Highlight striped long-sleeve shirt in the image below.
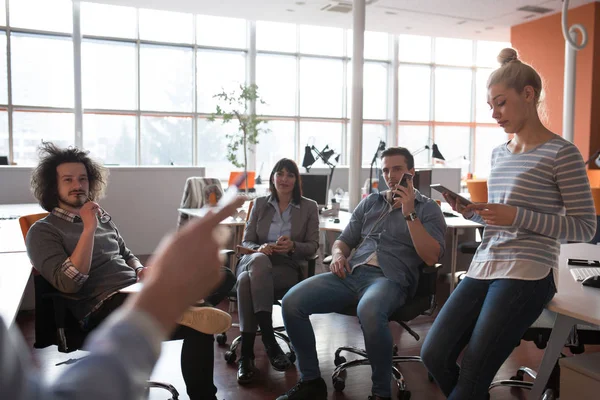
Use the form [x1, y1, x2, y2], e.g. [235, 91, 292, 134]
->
[467, 135, 597, 281]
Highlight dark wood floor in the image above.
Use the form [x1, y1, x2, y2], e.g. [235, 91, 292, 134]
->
[15, 277, 599, 400]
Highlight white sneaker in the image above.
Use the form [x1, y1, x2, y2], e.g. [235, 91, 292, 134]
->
[178, 306, 232, 335]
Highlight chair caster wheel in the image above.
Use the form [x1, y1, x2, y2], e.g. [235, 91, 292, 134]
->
[333, 377, 345, 392]
[428, 373, 434, 382]
[397, 390, 411, 400]
[224, 351, 236, 364]
[287, 351, 296, 363]
[334, 356, 346, 366]
[216, 333, 227, 346]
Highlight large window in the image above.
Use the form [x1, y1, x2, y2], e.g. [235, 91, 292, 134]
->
[257, 21, 296, 53]
[140, 45, 194, 112]
[256, 55, 296, 116]
[80, 2, 137, 39]
[474, 127, 509, 178]
[12, 112, 74, 165]
[255, 120, 296, 173]
[83, 114, 136, 165]
[0, 0, 509, 179]
[141, 116, 193, 165]
[434, 68, 472, 122]
[10, 0, 72, 33]
[348, 62, 388, 120]
[299, 58, 344, 118]
[139, 9, 194, 44]
[82, 40, 136, 110]
[398, 65, 430, 121]
[11, 33, 74, 108]
[197, 50, 246, 114]
[197, 15, 246, 49]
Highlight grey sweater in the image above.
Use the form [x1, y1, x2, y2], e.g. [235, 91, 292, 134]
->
[26, 212, 138, 321]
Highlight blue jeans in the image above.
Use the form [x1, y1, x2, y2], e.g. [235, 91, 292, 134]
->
[281, 266, 408, 397]
[421, 272, 556, 400]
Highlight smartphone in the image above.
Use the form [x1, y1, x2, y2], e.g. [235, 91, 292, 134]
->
[430, 184, 473, 206]
[399, 173, 413, 188]
[568, 258, 600, 267]
[218, 171, 247, 206]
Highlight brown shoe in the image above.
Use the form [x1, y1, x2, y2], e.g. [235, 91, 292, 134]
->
[178, 306, 232, 335]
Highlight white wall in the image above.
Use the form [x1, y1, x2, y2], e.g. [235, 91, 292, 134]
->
[0, 166, 205, 255]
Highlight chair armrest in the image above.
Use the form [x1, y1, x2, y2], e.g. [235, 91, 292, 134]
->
[422, 263, 442, 275]
[306, 254, 319, 277]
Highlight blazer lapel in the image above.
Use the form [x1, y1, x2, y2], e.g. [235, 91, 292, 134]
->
[257, 199, 275, 243]
[290, 204, 303, 241]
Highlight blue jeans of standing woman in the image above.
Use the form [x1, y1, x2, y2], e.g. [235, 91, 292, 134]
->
[421, 272, 556, 400]
[281, 265, 409, 398]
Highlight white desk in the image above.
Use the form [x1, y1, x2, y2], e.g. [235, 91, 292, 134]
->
[445, 216, 483, 292]
[0, 203, 44, 254]
[0, 203, 44, 219]
[529, 243, 600, 399]
[0, 252, 32, 326]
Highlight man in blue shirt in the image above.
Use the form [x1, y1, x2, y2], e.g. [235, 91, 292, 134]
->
[276, 147, 447, 400]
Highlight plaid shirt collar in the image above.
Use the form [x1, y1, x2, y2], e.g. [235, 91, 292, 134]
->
[51, 207, 82, 223]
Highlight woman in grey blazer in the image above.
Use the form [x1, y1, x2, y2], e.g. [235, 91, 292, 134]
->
[236, 158, 319, 384]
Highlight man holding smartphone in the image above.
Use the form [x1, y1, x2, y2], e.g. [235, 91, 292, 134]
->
[276, 147, 447, 400]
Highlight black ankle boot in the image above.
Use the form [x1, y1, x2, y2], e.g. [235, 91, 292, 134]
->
[276, 377, 328, 400]
[237, 356, 258, 385]
[265, 343, 292, 371]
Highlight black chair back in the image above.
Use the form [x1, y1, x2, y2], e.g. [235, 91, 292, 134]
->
[33, 274, 87, 352]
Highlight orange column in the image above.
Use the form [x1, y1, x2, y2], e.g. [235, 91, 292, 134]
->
[511, 2, 600, 169]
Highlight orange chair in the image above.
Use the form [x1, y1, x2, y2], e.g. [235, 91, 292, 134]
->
[588, 169, 600, 188]
[592, 188, 600, 216]
[19, 212, 49, 242]
[466, 179, 488, 203]
[229, 171, 256, 191]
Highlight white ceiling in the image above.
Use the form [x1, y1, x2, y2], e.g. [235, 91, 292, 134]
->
[91, 0, 597, 41]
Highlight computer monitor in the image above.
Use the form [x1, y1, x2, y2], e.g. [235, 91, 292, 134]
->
[0, 156, 8, 165]
[378, 169, 432, 198]
[300, 173, 329, 208]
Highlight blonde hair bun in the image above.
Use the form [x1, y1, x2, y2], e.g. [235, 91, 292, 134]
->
[497, 48, 519, 66]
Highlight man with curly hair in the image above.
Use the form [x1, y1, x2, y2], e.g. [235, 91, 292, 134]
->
[25, 142, 234, 400]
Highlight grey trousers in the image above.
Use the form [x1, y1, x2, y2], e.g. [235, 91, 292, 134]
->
[236, 253, 300, 332]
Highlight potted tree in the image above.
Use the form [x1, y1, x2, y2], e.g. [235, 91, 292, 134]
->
[208, 83, 269, 192]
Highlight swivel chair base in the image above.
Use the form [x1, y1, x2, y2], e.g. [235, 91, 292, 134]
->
[146, 381, 180, 399]
[220, 322, 296, 365]
[331, 345, 433, 400]
[489, 366, 556, 400]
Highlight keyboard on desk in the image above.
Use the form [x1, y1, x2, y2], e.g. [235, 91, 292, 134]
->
[570, 267, 600, 282]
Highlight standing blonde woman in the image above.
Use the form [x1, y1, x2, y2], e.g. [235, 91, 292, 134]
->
[421, 48, 597, 399]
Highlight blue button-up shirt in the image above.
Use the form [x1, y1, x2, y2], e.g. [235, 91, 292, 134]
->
[338, 191, 447, 296]
[267, 197, 299, 243]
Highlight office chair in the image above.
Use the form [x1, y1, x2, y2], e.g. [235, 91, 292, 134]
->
[217, 201, 319, 365]
[329, 263, 441, 400]
[20, 213, 180, 400]
[177, 176, 224, 229]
